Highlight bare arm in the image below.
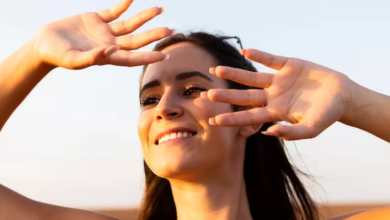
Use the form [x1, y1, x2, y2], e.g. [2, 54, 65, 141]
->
[0, 0, 170, 219]
[0, 0, 169, 132]
[0, 40, 54, 132]
[341, 80, 390, 143]
[204, 50, 390, 142]
[329, 207, 390, 220]
[0, 184, 119, 220]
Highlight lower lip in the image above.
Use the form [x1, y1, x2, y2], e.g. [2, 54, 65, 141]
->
[157, 135, 196, 146]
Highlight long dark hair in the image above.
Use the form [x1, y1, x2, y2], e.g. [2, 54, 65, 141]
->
[138, 32, 318, 220]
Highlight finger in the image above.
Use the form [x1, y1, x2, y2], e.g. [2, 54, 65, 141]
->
[98, 0, 133, 23]
[210, 66, 273, 88]
[61, 45, 116, 70]
[241, 49, 289, 71]
[202, 89, 267, 106]
[116, 27, 173, 50]
[262, 123, 322, 141]
[209, 107, 273, 127]
[103, 45, 120, 57]
[110, 6, 163, 36]
[102, 50, 168, 67]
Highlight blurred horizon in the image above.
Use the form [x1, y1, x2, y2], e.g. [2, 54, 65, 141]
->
[96, 204, 390, 220]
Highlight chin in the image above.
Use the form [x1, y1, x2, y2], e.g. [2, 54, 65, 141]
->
[147, 151, 213, 179]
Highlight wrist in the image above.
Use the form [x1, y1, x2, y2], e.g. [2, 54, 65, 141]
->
[26, 37, 56, 74]
[340, 79, 370, 126]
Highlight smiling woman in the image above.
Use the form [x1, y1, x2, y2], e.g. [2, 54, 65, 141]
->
[2, 0, 390, 220]
[136, 33, 318, 220]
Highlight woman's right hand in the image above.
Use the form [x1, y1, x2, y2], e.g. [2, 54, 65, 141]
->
[32, 0, 172, 70]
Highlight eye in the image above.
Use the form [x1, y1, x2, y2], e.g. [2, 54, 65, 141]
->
[183, 85, 207, 96]
[140, 96, 160, 106]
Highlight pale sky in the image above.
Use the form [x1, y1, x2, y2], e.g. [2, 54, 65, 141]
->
[0, 0, 390, 209]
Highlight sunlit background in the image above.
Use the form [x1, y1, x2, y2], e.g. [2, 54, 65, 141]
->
[1, 0, 390, 219]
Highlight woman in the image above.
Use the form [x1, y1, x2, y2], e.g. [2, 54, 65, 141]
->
[0, 0, 389, 219]
[137, 32, 318, 220]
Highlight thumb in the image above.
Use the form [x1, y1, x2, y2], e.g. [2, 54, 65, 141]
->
[262, 122, 320, 141]
[62, 45, 119, 70]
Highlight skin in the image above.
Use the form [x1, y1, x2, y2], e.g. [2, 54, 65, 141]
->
[0, 0, 170, 219]
[138, 42, 259, 220]
[0, 0, 390, 219]
[203, 50, 390, 143]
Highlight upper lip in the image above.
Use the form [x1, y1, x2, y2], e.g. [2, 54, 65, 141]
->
[154, 127, 197, 145]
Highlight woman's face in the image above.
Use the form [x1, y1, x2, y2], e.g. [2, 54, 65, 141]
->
[138, 43, 245, 179]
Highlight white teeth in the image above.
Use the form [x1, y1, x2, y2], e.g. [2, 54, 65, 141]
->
[158, 132, 195, 145]
[161, 136, 167, 142]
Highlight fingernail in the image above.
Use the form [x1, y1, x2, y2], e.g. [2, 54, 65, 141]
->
[262, 131, 278, 136]
[209, 118, 216, 125]
[209, 67, 216, 74]
[159, 7, 165, 14]
[170, 29, 177, 36]
[163, 54, 170, 61]
[200, 91, 208, 99]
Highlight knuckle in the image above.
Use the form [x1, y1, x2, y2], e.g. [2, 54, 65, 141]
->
[307, 130, 318, 139]
[106, 7, 115, 17]
[124, 19, 132, 31]
[88, 55, 98, 66]
[249, 72, 256, 85]
[249, 111, 256, 125]
[267, 55, 276, 67]
[244, 90, 251, 103]
[289, 58, 303, 66]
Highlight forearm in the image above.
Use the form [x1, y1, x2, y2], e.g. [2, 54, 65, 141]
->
[0, 184, 45, 220]
[341, 80, 390, 143]
[0, 184, 119, 220]
[0, 39, 55, 132]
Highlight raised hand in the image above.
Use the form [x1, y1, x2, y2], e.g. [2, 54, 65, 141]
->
[31, 0, 172, 70]
[202, 49, 353, 141]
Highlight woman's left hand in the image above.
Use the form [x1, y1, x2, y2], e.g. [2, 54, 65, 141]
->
[201, 49, 354, 141]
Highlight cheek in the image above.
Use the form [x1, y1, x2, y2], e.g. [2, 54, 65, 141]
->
[194, 97, 236, 144]
[193, 97, 232, 117]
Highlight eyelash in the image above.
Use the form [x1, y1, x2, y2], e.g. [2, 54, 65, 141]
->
[140, 85, 207, 106]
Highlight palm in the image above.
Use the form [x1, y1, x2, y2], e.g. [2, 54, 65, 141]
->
[36, 13, 115, 68]
[207, 49, 352, 140]
[32, 0, 171, 70]
[272, 61, 348, 131]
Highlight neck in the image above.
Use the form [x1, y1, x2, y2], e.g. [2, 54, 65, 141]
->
[168, 154, 253, 220]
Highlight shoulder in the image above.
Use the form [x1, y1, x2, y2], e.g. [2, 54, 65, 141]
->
[328, 207, 390, 220]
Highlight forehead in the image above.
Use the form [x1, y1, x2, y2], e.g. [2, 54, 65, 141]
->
[142, 43, 218, 86]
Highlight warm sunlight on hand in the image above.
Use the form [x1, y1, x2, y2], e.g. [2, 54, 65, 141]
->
[31, 0, 172, 70]
[202, 49, 354, 141]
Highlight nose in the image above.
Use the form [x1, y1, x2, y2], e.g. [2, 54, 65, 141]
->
[154, 91, 183, 121]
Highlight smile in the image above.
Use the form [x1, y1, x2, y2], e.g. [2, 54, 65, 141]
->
[154, 127, 198, 145]
[157, 132, 197, 145]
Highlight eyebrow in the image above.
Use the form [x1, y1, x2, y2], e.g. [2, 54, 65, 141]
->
[139, 71, 213, 98]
